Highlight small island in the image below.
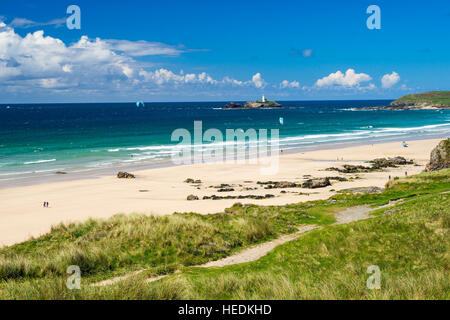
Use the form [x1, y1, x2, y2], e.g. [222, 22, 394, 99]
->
[361, 91, 450, 110]
[224, 95, 283, 109]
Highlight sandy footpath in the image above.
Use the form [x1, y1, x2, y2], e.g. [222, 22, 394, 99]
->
[0, 139, 439, 247]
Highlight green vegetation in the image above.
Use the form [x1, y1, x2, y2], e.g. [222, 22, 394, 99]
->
[0, 169, 449, 299]
[391, 91, 450, 107]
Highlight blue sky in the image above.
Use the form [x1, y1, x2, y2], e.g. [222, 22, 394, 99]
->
[0, 0, 449, 102]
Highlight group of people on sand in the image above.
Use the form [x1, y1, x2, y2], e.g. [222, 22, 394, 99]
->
[43, 201, 49, 208]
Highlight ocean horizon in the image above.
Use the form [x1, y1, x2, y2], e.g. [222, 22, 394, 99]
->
[1, 99, 449, 184]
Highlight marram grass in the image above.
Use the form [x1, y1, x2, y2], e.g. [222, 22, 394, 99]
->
[0, 169, 449, 299]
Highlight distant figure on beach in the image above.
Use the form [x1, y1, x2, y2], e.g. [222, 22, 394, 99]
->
[405, 171, 408, 176]
[388, 175, 391, 180]
[402, 141, 408, 148]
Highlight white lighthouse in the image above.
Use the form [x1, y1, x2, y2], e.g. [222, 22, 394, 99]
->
[261, 94, 266, 102]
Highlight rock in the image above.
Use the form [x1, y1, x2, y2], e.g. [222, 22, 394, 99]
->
[242, 101, 283, 109]
[187, 194, 199, 200]
[224, 100, 283, 109]
[202, 194, 275, 200]
[326, 176, 348, 182]
[370, 156, 413, 169]
[117, 171, 135, 179]
[326, 157, 413, 173]
[217, 188, 235, 192]
[257, 181, 299, 188]
[224, 102, 242, 109]
[326, 164, 371, 173]
[426, 139, 450, 171]
[184, 178, 202, 183]
[302, 178, 331, 189]
[55, 171, 67, 174]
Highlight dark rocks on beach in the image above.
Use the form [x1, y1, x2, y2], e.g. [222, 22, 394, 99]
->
[212, 183, 233, 188]
[326, 164, 372, 173]
[117, 171, 135, 179]
[426, 139, 450, 171]
[326, 176, 348, 182]
[184, 178, 202, 184]
[302, 178, 331, 189]
[369, 156, 413, 169]
[55, 171, 67, 174]
[187, 194, 199, 200]
[257, 181, 299, 189]
[203, 194, 275, 200]
[217, 188, 235, 192]
[326, 157, 414, 173]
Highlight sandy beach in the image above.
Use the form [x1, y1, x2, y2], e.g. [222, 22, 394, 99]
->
[0, 138, 440, 247]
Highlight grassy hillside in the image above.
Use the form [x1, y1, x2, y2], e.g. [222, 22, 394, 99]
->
[391, 91, 450, 107]
[0, 169, 449, 299]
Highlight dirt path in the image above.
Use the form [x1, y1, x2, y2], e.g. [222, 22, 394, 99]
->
[199, 225, 319, 268]
[91, 202, 398, 287]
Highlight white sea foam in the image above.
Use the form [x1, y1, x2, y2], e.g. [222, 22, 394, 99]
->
[24, 159, 56, 165]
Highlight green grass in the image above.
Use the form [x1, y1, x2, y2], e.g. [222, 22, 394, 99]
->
[0, 169, 449, 299]
[0, 199, 336, 284]
[391, 91, 450, 107]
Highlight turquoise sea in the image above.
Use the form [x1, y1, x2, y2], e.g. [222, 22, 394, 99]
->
[1, 100, 449, 184]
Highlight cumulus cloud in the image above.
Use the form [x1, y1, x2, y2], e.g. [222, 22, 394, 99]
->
[280, 80, 300, 88]
[315, 69, 372, 88]
[0, 23, 270, 98]
[251, 73, 266, 88]
[381, 71, 400, 88]
[139, 69, 217, 85]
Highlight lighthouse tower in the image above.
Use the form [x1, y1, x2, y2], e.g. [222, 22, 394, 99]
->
[261, 94, 266, 102]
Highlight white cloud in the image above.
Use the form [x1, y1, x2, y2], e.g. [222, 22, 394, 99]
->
[139, 68, 218, 85]
[315, 69, 372, 88]
[280, 80, 300, 88]
[0, 24, 307, 100]
[9, 17, 66, 28]
[103, 39, 183, 57]
[0, 24, 224, 94]
[251, 72, 266, 88]
[381, 71, 400, 88]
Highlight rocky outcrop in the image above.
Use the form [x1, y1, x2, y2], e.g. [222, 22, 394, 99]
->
[187, 194, 199, 200]
[302, 178, 331, 189]
[369, 156, 413, 169]
[326, 157, 414, 173]
[359, 91, 450, 110]
[326, 164, 372, 173]
[117, 171, 135, 179]
[224, 100, 283, 109]
[426, 139, 450, 171]
[224, 102, 242, 109]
